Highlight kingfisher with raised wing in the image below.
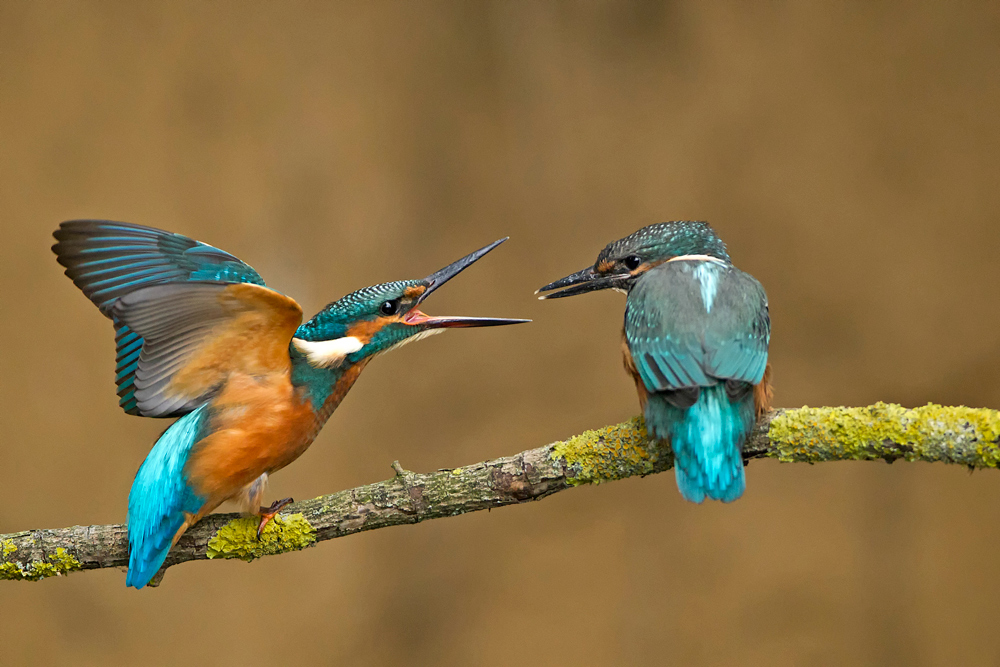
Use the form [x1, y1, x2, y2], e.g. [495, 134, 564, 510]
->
[53, 220, 528, 588]
[537, 221, 771, 503]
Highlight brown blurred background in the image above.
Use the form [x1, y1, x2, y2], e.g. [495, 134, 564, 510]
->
[3, 1, 1000, 665]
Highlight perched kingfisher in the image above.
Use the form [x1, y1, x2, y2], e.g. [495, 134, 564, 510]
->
[53, 220, 528, 588]
[537, 221, 771, 503]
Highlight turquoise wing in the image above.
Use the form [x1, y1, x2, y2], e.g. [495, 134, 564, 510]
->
[624, 261, 769, 395]
[52, 220, 266, 416]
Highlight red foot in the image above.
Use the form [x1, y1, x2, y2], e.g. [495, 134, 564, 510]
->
[257, 497, 294, 540]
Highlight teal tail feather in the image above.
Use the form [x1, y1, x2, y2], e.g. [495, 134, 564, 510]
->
[126, 407, 209, 588]
[645, 384, 754, 503]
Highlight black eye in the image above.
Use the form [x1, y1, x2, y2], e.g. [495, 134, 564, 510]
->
[623, 255, 642, 271]
[379, 299, 400, 316]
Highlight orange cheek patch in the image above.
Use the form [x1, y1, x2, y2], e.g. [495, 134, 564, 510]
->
[345, 316, 399, 342]
[404, 285, 427, 299]
[597, 260, 615, 273]
[630, 260, 666, 277]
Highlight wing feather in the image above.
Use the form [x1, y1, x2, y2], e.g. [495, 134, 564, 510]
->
[625, 262, 769, 394]
[53, 220, 268, 416]
[112, 282, 303, 418]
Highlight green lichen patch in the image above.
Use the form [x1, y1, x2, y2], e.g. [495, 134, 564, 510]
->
[206, 513, 316, 562]
[769, 402, 1000, 467]
[551, 416, 659, 485]
[0, 547, 82, 581]
[1, 539, 15, 559]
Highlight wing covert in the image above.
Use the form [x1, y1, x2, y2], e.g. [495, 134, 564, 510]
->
[112, 282, 303, 417]
[624, 261, 769, 393]
[53, 220, 267, 415]
[53, 220, 265, 313]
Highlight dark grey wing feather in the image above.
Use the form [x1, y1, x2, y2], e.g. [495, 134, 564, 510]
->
[52, 220, 267, 416]
[112, 281, 303, 418]
[113, 282, 240, 417]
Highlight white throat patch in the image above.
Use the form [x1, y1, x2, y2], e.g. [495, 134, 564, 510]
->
[377, 328, 445, 357]
[292, 336, 364, 368]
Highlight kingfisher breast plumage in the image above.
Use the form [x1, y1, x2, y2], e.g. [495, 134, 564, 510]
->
[538, 221, 772, 503]
[53, 220, 528, 588]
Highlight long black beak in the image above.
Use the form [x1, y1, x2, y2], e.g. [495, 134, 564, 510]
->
[419, 237, 505, 303]
[536, 266, 629, 299]
[408, 238, 530, 328]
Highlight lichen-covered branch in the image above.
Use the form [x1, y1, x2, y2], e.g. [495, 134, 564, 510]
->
[3, 402, 999, 585]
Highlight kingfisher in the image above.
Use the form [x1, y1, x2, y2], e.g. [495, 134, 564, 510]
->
[537, 221, 771, 503]
[53, 220, 528, 588]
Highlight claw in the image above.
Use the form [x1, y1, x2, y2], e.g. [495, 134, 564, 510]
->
[256, 497, 294, 540]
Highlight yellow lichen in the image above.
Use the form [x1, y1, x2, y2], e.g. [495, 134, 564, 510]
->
[769, 402, 1000, 467]
[551, 416, 659, 485]
[1, 539, 15, 559]
[206, 513, 316, 562]
[0, 546, 83, 581]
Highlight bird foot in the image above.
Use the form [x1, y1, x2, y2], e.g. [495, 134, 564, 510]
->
[257, 497, 294, 540]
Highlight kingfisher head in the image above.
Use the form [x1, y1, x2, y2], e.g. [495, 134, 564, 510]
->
[292, 238, 529, 368]
[536, 221, 730, 299]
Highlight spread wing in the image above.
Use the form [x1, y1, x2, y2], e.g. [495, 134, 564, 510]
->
[52, 220, 267, 415]
[112, 282, 303, 417]
[624, 261, 769, 394]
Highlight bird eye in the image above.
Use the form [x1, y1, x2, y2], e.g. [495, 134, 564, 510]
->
[623, 255, 642, 271]
[379, 299, 400, 316]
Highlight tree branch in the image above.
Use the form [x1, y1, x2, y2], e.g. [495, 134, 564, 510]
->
[3, 402, 999, 585]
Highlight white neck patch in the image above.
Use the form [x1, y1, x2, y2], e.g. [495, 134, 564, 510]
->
[292, 336, 364, 368]
[666, 254, 727, 265]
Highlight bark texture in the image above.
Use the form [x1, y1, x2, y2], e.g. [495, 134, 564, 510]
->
[3, 403, 998, 585]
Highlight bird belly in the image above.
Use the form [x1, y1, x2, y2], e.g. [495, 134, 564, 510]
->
[184, 372, 318, 507]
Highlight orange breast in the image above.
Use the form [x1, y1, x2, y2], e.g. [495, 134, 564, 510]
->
[183, 361, 369, 513]
[184, 372, 317, 506]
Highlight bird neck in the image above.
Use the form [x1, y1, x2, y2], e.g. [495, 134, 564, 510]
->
[288, 347, 367, 418]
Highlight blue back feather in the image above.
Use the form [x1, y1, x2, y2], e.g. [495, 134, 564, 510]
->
[126, 406, 210, 589]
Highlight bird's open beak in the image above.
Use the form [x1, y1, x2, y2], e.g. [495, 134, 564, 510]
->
[536, 266, 629, 299]
[408, 238, 531, 329]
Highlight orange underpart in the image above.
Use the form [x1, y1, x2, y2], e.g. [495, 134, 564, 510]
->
[753, 364, 773, 419]
[179, 359, 370, 542]
[620, 333, 648, 411]
[184, 374, 316, 516]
